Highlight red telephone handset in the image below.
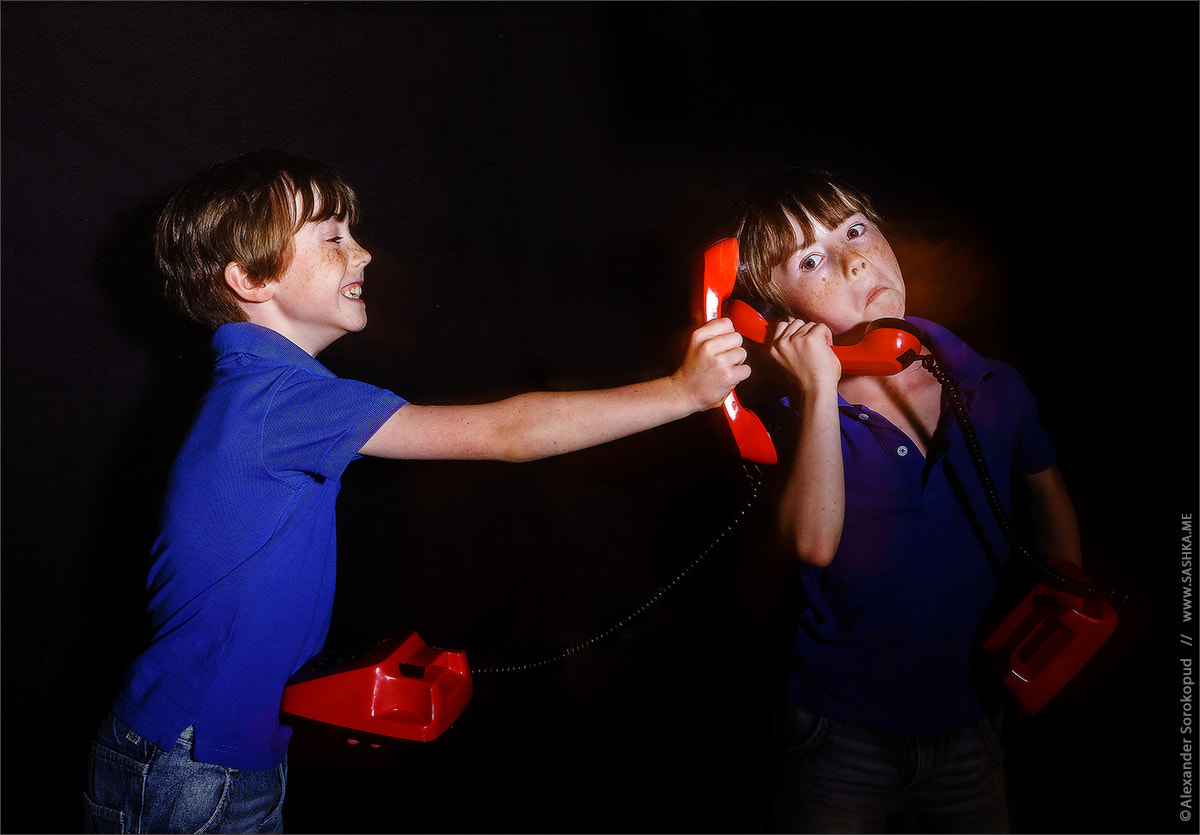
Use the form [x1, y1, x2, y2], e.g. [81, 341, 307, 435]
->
[700, 237, 925, 464]
[700, 238, 778, 464]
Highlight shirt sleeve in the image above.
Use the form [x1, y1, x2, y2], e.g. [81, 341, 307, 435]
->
[261, 369, 407, 481]
[994, 362, 1058, 475]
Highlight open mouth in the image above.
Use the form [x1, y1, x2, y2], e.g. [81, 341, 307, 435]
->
[342, 283, 363, 300]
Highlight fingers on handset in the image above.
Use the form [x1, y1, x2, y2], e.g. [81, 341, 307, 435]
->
[697, 316, 737, 339]
[689, 320, 749, 393]
[773, 318, 833, 348]
[769, 319, 839, 386]
[693, 318, 743, 352]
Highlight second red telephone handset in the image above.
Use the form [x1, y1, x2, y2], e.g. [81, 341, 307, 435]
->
[700, 237, 926, 464]
[700, 238, 779, 465]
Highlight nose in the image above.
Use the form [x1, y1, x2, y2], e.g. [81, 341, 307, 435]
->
[350, 238, 371, 268]
[844, 250, 869, 279]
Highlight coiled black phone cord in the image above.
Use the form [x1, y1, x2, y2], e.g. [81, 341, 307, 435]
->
[917, 353, 1126, 607]
[472, 462, 766, 676]
[474, 352, 1125, 675]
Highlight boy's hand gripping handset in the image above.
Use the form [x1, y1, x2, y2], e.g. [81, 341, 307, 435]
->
[699, 237, 924, 465]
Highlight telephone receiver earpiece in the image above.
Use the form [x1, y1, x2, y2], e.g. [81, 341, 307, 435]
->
[728, 299, 924, 376]
[700, 237, 926, 464]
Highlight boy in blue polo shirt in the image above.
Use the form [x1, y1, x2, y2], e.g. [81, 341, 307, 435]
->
[733, 168, 1083, 832]
[83, 149, 750, 833]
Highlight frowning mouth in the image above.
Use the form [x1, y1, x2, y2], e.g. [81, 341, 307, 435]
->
[866, 286, 890, 306]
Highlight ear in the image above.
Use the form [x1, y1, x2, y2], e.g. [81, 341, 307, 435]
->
[224, 262, 274, 304]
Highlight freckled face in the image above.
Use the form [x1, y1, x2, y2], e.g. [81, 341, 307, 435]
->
[269, 216, 372, 355]
[771, 212, 906, 339]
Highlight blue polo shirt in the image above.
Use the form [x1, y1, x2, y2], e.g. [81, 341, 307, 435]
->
[774, 318, 1056, 732]
[113, 323, 406, 769]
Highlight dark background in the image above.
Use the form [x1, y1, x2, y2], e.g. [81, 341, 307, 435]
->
[3, 2, 1197, 833]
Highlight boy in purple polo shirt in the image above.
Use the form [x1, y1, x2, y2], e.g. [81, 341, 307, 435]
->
[733, 168, 1083, 833]
[83, 149, 750, 833]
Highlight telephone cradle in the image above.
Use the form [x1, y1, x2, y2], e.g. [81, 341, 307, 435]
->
[280, 632, 472, 750]
[699, 236, 1124, 715]
[980, 561, 1118, 715]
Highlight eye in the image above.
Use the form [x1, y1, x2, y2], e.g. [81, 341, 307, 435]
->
[846, 223, 866, 240]
[799, 253, 823, 272]
[326, 236, 343, 244]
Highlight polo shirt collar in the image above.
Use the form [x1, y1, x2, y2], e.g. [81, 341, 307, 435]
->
[211, 322, 337, 379]
[907, 316, 992, 390]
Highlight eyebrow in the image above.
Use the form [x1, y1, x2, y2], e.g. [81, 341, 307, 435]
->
[788, 213, 871, 262]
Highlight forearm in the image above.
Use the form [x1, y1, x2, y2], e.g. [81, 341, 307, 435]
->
[1023, 466, 1083, 567]
[481, 375, 702, 462]
[777, 385, 844, 566]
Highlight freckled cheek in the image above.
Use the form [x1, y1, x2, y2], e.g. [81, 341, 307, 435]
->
[780, 277, 838, 319]
[293, 266, 325, 292]
[290, 251, 349, 293]
[867, 240, 902, 274]
[810, 278, 837, 305]
[322, 248, 350, 270]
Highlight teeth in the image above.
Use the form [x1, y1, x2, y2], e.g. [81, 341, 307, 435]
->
[344, 285, 362, 299]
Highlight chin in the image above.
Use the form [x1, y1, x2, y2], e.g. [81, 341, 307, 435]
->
[869, 302, 905, 322]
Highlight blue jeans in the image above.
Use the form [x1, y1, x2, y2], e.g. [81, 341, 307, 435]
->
[771, 701, 1008, 833]
[83, 711, 287, 834]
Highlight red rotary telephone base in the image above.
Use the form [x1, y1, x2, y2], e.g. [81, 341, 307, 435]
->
[281, 632, 472, 762]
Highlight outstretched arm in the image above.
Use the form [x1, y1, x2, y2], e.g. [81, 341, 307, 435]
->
[360, 318, 749, 462]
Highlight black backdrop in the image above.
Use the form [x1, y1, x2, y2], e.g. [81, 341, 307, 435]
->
[3, 3, 1197, 833]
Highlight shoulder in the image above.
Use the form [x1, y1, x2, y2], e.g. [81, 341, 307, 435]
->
[909, 317, 1027, 388]
[211, 322, 403, 417]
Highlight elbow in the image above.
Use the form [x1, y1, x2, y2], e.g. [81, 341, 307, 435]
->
[782, 528, 839, 567]
[486, 425, 551, 464]
[794, 544, 837, 567]
[491, 412, 576, 463]
[497, 443, 561, 464]
[501, 450, 544, 464]
[494, 434, 557, 463]
[489, 443, 537, 464]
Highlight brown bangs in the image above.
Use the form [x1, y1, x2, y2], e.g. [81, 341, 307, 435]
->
[278, 163, 361, 231]
[237, 159, 362, 284]
[778, 187, 867, 253]
[734, 169, 883, 309]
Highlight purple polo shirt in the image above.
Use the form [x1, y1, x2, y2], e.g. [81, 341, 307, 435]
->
[775, 318, 1057, 732]
[113, 323, 406, 769]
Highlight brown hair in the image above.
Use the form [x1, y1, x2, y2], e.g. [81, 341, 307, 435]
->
[733, 168, 885, 311]
[155, 149, 361, 329]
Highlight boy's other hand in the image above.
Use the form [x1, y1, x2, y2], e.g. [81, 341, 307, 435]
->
[673, 318, 751, 412]
[770, 318, 841, 392]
